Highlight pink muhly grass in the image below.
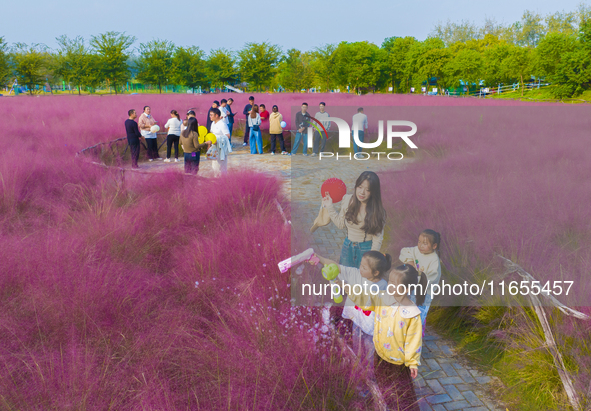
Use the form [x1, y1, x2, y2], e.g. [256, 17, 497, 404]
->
[379, 105, 591, 400]
[0, 95, 369, 409]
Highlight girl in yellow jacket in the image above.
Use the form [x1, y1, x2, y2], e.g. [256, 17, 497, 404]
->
[349, 264, 426, 411]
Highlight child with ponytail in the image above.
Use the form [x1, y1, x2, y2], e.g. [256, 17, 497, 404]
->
[399, 229, 441, 330]
[349, 264, 426, 410]
[313, 251, 392, 367]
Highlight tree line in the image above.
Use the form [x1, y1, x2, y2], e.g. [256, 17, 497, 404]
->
[1, 5, 591, 98]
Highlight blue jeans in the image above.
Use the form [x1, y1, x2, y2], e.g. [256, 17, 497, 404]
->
[291, 131, 308, 154]
[249, 129, 263, 154]
[184, 152, 200, 174]
[228, 123, 233, 143]
[313, 131, 327, 154]
[339, 238, 372, 268]
[353, 130, 365, 154]
[410, 290, 432, 329]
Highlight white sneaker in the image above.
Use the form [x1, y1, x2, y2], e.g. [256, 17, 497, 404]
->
[271, 152, 275, 155]
[149, 159, 154, 162]
[281, 151, 288, 155]
[164, 158, 171, 163]
[311, 153, 317, 156]
[242, 143, 247, 146]
[174, 158, 179, 162]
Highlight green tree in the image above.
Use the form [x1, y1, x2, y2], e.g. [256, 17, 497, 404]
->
[444, 48, 483, 93]
[172, 46, 207, 93]
[412, 38, 449, 93]
[0, 37, 10, 88]
[381, 36, 417, 93]
[310, 44, 337, 92]
[431, 19, 481, 46]
[12, 43, 49, 95]
[90, 31, 135, 94]
[532, 32, 577, 80]
[237, 42, 281, 91]
[549, 19, 591, 97]
[545, 11, 577, 34]
[333, 41, 385, 94]
[276, 49, 313, 92]
[136, 39, 175, 93]
[482, 41, 512, 87]
[206, 48, 237, 89]
[501, 45, 532, 95]
[53, 35, 93, 95]
[503, 10, 547, 47]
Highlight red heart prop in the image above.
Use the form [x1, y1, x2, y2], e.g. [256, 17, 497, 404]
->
[321, 178, 347, 203]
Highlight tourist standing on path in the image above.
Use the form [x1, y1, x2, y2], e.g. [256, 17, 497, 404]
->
[180, 117, 211, 175]
[138, 106, 161, 161]
[352, 107, 368, 154]
[164, 110, 182, 162]
[243, 96, 254, 146]
[206, 100, 219, 131]
[322, 171, 386, 267]
[125, 109, 143, 169]
[259, 104, 270, 131]
[349, 264, 423, 411]
[269, 105, 287, 155]
[209, 108, 232, 176]
[290, 103, 311, 156]
[248, 104, 263, 154]
[312, 102, 330, 156]
[226, 98, 235, 143]
[321, 171, 387, 335]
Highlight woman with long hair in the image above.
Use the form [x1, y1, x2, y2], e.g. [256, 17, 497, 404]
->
[180, 117, 211, 175]
[248, 104, 263, 154]
[321, 171, 387, 336]
[322, 171, 386, 268]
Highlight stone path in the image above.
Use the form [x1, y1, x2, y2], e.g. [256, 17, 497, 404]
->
[130, 143, 507, 411]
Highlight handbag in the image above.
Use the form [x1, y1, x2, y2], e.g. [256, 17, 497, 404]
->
[251, 117, 260, 132]
[206, 145, 219, 161]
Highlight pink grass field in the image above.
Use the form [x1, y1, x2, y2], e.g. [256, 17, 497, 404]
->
[0, 93, 590, 408]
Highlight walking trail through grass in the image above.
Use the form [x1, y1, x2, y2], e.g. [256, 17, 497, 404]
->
[131, 143, 508, 411]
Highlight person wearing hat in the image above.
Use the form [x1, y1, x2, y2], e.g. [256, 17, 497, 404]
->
[206, 100, 219, 131]
[242, 96, 254, 146]
[269, 105, 287, 155]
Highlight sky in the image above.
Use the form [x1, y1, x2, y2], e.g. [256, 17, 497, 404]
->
[3, 0, 587, 52]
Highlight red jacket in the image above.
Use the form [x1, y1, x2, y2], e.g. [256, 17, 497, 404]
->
[260, 110, 270, 128]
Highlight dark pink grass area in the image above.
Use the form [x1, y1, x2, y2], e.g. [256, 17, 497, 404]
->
[0, 94, 374, 409]
[0, 94, 585, 408]
[0, 161, 361, 409]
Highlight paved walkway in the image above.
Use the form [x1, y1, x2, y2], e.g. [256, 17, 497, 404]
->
[130, 144, 507, 411]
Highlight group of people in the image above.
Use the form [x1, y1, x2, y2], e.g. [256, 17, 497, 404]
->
[311, 171, 442, 410]
[123, 96, 371, 174]
[239, 96, 368, 156]
[124, 105, 231, 176]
